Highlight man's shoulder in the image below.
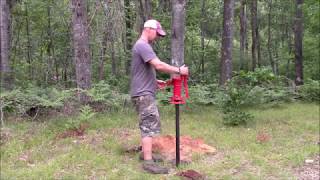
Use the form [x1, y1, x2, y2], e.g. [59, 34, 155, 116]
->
[134, 39, 151, 49]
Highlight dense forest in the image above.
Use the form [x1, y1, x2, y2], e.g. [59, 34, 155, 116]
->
[0, 0, 319, 124]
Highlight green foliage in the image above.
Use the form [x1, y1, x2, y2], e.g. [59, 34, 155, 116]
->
[0, 81, 131, 123]
[87, 81, 113, 102]
[235, 68, 277, 86]
[79, 105, 96, 122]
[156, 89, 171, 105]
[220, 82, 254, 126]
[64, 105, 95, 130]
[297, 79, 320, 102]
[188, 84, 217, 105]
[86, 81, 130, 111]
[222, 109, 253, 126]
[0, 85, 74, 116]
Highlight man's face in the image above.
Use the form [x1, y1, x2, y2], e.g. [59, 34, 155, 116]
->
[148, 28, 158, 42]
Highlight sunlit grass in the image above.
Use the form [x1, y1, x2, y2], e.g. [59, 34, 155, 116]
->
[1, 102, 319, 179]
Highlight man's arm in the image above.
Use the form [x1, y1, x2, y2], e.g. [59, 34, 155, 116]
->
[149, 58, 188, 75]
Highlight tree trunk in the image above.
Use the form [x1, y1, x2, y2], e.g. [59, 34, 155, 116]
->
[0, 0, 13, 90]
[200, 0, 206, 75]
[158, 0, 170, 12]
[219, 0, 234, 86]
[171, 0, 186, 67]
[111, 38, 116, 76]
[294, 0, 303, 85]
[144, 0, 152, 19]
[47, 0, 54, 84]
[257, 28, 261, 67]
[71, 0, 92, 103]
[250, 0, 257, 71]
[98, 35, 107, 81]
[267, 0, 275, 74]
[135, 0, 152, 34]
[25, 2, 33, 78]
[239, 0, 247, 71]
[124, 0, 133, 75]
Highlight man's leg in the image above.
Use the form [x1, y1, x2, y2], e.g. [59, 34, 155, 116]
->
[141, 136, 152, 160]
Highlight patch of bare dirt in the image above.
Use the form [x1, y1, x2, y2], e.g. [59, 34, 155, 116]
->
[55, 123, 89, 139]
[176, 169, 206, 180]
[111, 128, 137, 142]
[123, 135, 216, 163]
[152, 135, 216, 162]
[293, 155, 320, 180]
[256, 131, 271, 143]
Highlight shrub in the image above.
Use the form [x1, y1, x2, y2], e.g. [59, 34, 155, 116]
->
[86, 81, 131, 111]
[220, 82, 254, 126]
[64, 105, 95, 130]
[297, 79, 320, 102]
[235, 67, 277, 86]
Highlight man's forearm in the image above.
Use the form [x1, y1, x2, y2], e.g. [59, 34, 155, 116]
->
[149, 58, 180, 74]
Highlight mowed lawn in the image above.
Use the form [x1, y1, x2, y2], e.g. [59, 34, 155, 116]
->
[0, 102, 319, 179]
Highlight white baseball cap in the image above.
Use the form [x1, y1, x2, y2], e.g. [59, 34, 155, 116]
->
[143, 19, 166, 37]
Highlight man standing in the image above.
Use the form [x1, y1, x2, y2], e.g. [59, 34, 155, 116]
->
[130, 19, 188, 174]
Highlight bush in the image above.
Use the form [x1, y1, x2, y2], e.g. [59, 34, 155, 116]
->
[222, 109, 253, 126]
[235, 67, 277, 86]
[64, 105, 95, 130]
[297, 79, 320, 102]
[0, 82, 131, 124]
[220, 82, 254, 126]
[0, 85, 75, 116]
[86, 81, 131, 111]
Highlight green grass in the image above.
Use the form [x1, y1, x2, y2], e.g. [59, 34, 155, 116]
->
[1, 102, 319, 179]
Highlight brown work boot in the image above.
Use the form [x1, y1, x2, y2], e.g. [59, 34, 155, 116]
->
[139, 153, 164, 162]
[142, 160, 169, 174]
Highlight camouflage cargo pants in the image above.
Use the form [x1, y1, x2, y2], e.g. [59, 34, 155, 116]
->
[132, 95, 161, 138]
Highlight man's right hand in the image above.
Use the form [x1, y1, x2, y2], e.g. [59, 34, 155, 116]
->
[179, 64, 189, 76]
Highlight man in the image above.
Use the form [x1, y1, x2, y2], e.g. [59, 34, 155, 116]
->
[130, 19, 188, 174]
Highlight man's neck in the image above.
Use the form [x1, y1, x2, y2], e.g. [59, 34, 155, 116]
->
[139, 34, 149, 43]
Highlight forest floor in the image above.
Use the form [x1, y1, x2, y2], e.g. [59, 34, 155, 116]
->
[0, 102, 319, 179]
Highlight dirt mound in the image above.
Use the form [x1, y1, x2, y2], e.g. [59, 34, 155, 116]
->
[152, 135, 216, 162]
[176, 169, 206, 180]
[55, 123, 89, 139]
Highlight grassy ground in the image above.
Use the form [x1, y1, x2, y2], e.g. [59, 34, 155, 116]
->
[0, 102, 319, 179]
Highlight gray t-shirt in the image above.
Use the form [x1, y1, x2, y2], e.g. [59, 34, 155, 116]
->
[130, 39, 157, 97]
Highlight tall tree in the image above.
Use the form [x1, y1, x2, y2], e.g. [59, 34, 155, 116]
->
[219, 0, 235, 85]
[135, 0, 152, 34]
[239, 0, 247, 70]
[250, 0, 257, 71]
[200, 0, 206, 74]
[46, 0, 55, 84]
[71, 0, 92, 102]
[158, 0, 170, 12]
[294, 0, 303, 85]
[171, 0, 186, 67]
[267, 0, 276, 74]
[0, 0, 14, 90]
[124, 0, 133, 75]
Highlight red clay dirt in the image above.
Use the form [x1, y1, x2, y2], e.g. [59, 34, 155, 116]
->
[55, 123, 89, 139]
[152, 135, 216, 162]
[176, 169, 206, 180]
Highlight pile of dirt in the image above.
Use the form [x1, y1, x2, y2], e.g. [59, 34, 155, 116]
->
[293, 155, 320, 180]
[152, 135, 216, 162]
[176, 169, 206, 180]
[55, 123, 89, 139]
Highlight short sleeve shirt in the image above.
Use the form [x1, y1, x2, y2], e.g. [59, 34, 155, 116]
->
[130, 39, 157, 97]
